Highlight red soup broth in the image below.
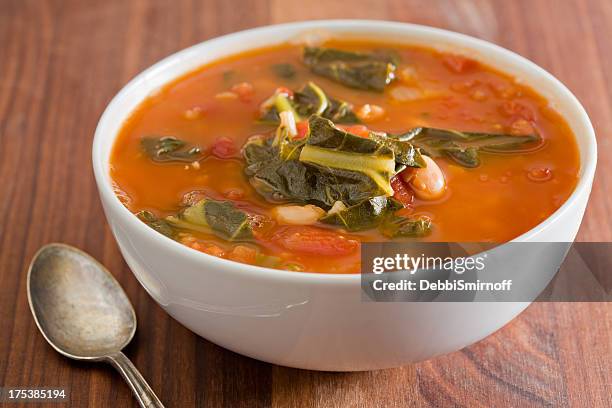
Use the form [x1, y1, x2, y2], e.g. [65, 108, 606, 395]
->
[110, 40, 580, 274]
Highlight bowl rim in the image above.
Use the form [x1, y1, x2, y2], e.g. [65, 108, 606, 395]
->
[92, 19, 597, 284]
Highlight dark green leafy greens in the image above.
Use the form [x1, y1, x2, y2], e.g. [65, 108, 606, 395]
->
[137, 199, 253, 242]
[259, 82, 359, 124]
[303, 47, 397, 92]
[395, 128, 540, 168]
[368, 132, 427, 169]
[137, 211, 176, 238]
[319, 196, 430, 237]
[379, 214, 432, 238]
[141, 136, 203, 163]
[300, 116, 398, 196]
[167, 198, 253, 241]
[244, 115, 424, 209]
[244, 134, 390, 208]
[294, 82, 360, 123]
[320, 196, 401, 231]
[203, 200, 253, 240]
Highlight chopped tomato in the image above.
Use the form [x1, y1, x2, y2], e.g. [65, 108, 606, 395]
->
[398, 167, 417, 184]
[336, 124, 370, 138]
[227, 245, 257, 264]
[295, 121, 309, 139]
[509, 118, 535, 135]
[195, 243, 225, 258]
[231, 82, 254, 102]
[274, 226, 359, 256]
[443, 54, 477, 73]
[248, 213, 273, 234]
[224, 188, 244, 200]
[211, 137, 237, 158]
[391, 175, 414, 207]
[500, 101, 535, 121]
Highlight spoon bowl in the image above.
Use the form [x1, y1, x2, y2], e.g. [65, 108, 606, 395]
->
[27, 243, 135, 359]
[27, 243, 164, 407]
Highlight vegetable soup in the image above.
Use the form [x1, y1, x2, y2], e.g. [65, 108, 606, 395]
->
[110, 40, 580, 273]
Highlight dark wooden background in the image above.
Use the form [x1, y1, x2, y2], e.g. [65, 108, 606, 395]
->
[1, 0, 610, 406]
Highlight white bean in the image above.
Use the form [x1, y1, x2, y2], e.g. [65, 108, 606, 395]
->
[409, 156, 446, 200]
[272, 205, 325, 225]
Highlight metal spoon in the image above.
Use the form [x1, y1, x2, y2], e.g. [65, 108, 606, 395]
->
[27, 243, 164, 408]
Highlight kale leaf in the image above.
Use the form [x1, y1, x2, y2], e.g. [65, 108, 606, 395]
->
[320, 196, 402, 231]
[166, 198, 253, 241]
[397, 128, 540, 168]
[141, 136, 203, 163]
[259, 82, 359, 124]
[303, 47, 397, 92]
[300, 116, 397, 196]
[379, 214, 432, 238]
[244, 136, 389, 208]
[137, 211, 176, 238]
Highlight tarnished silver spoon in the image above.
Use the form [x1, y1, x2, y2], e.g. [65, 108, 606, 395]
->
[27, 243, 164, 408]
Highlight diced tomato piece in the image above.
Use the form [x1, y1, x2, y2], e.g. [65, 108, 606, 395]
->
[391, 175, 414, 207]
[274, 226, 359, 256]
[197, 243, 226, 258]
[509, 118, 535, 135]
[211, 137, 237, 158]
[231, 82, 255, 102]
[500, 101, 535, 121]
[442, 54, 477, 73]
[336, 124, 370, 138]
[295, 121, 309, 139]
[227, 245, 257, 264]
[398, 167, 417, 184]
[224, 188, 244, 200]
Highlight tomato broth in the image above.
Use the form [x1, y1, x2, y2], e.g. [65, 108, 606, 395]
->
[110, 40, 579, 273]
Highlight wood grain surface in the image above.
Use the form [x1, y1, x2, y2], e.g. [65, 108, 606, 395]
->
[1, 0, 610, 406]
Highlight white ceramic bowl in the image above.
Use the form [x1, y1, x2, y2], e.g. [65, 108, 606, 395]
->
[93, 20, 596, 371]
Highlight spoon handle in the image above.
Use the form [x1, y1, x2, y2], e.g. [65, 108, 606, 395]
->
[107, 352, 165, 408]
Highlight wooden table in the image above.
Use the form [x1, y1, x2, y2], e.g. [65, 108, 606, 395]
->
[1, 0, 610, 406]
